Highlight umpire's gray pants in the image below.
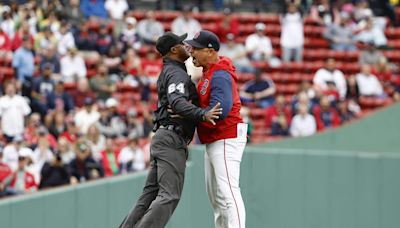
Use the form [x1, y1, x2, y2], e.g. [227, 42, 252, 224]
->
[119, 129, 188, 228]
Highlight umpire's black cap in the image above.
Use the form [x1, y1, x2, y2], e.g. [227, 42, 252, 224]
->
[156, 32, 188, 56]
[185, 30, 220, 51]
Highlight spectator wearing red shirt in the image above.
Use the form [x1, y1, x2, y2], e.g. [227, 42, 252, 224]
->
[70, 78, 96, 108]
[11, 23, 34, 51]
[100, 137, 119, 177]
[59, 120, 80, 145]
[0, 27, 12, 52]
[216, 8, 239, 43]
[141, 51, 162, 84]
[0, 148, 12, 196]
[265, 95, 292, 129]
[312, 95, 340, 131]
[8, 150, 38, 195]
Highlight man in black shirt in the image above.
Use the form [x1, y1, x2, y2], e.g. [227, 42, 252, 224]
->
[120, 32, 222, 228]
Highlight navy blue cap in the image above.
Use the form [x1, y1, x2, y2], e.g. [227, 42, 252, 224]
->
[185, 30, 220, 51]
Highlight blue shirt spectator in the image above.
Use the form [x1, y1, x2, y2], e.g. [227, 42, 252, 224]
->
[47, 81, 75, 113]
[80, 0, 108, 19]
[40, 47, 61, 74]
[12, 38, 34, 83]
[240, 70, 276, 108]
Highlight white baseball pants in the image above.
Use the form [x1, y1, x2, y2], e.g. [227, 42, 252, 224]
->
[204, 123, 247, 228]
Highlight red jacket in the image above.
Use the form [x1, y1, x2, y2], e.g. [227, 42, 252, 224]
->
[265, 105, 292, 128]
[0, 31, 11, 51]
[0, 162, 12, 183]
[197, 57, 243, 144]
[9, 171, 37, 191]
[312, 106, 340, 131]
[100, 150, 120, 177]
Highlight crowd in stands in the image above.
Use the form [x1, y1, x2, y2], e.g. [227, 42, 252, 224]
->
[0, 0, 400, 196]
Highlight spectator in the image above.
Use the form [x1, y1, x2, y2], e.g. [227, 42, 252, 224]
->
[1, 9, 15, 39]
[80, 0, 108, 19]
[245, 23, 274, 62]
[86, 124, 106, 162]
[70, 78, 96, 108]
[359, 41, 384, 65]
[100, 137, 119, 176]
[280, 3, 304, 62]
[60, 47, 87, 83]
[47, 81, 75, 113]
[0, 148, 12, 197]
[69, 142, 104, 183]
[171, 5, 202, 39]
[11, 23, 34, 51]
[119, 17, 141, 52]
[39, 151, 70, 189]
[74, 97, 100, 134]
[48, 111, 67, 139]
[310, 0, 340, 25]
[219, 33, 255, 74]
[368, 0, 397, 25]
[34, 27, 58, 54]
[355, 17, 388, 48]
[265, 95, 292, 130]
[123, 108, 144, 138]
[8, 150, 37, 195]
[123, 48, 142, 86]
[372, 56, 394, 83]
[323, 12, 357, 51]
[96, 24, 115, 55]
[0, 27, 12, 53]
[40, 46, 61, 77]
[31, 64, 56, 117]
[136, 11, 164, 44]
[12, 36, 34, 97]
[216, 8, 239, 43]
[118, 133, 146, 173]
[240, 69, 276, 108]
[57, 137, 76, 164]
[105, 0, 129, 20]
[59, 120, 80, 144]
[0, 82, 31, 141]
[291, 91, 314, 114]
[289, 103, 317, 137]
[103, 45, 123, 77]
[337, 100, 356, 123]
[312, 95, 341, 131]
[345, 75, 360, 100]
[140, 51, 163, 85]
[2, 135, 33, 172]
[31, 136, 55, 183]
[90, 65, 116, 101]
[97, 98, 125, 137]
[63, 0, 85, 30]
[313, 58, 347, 100]
[55, 21, 76, 55]
[74, 23, 98, 51]
[356, 64, 385, 97]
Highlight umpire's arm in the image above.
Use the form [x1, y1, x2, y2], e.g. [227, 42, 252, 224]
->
[166, 71, 205, 122]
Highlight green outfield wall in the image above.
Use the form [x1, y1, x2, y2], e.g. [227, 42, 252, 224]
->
[1, 104, 399, 228]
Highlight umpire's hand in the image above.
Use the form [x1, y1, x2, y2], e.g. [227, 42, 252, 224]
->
[204, 102, 222, 125]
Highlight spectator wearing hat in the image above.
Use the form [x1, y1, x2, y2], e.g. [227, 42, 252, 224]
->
[12, 35, 35, 96]
[171, 5, 202, 39]
[136, 11, 164, 45]
[245, 22, 275, 63]
[70, 78, 96, 108]
[280, 3, 304, 62]
[8, 149, 37, 195]
[39, 150, 70, 189]
[31, 63, 56, 117]
[323, 12, 357, 51]
[219, 33, 255, 74]
[240, 69, 276, 108]
[60, 47, 87, 83]
[85, 124, 106, 162]
[74, 97, 100, 134]
[55, 21, 76, 56]
[90, 65, 116, 101]
[97, 98, 125, 137]
[46, 80, 75, 113]
[120, 17, 141, 52]
[118, 132, 146, 173]
[0, 82, 31, 142]
[69, 141, 104, 183]
[216, 8, 239, 43]
[100, 136, 120, 177]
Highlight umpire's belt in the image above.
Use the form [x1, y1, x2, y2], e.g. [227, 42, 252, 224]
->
[159, 125, 189, 144]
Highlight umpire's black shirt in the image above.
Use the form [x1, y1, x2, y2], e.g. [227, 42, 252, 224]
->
[154, 58, 205, 142]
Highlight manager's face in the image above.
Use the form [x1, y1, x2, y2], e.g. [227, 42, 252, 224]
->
[190, 47, 212, 68]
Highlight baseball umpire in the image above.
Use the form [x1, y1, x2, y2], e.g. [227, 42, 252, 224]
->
[119, 32, 222, 228]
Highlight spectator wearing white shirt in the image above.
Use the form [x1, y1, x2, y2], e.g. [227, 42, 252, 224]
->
[356, 64, 385, 97]
[118, 133, 146, 173]
[171, 5, 202, 39]
[60, 47, 87, 83]
[313, 58, 347, 99]
[0, 82, 31, 141]
[280, 3, 304, 62]
[0, 9, 15, 39]
[290, 104, 317, 137]
[245, 23, 273, 62]
[2, 135, 33, 172]
[355, 17, 387, 48]
[74, 97, 100, 134]
[219, 33, 255, 73]
[105, 0, 129, 20]
[55, 22, 76, 56]
[136, 11, 164, 45]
